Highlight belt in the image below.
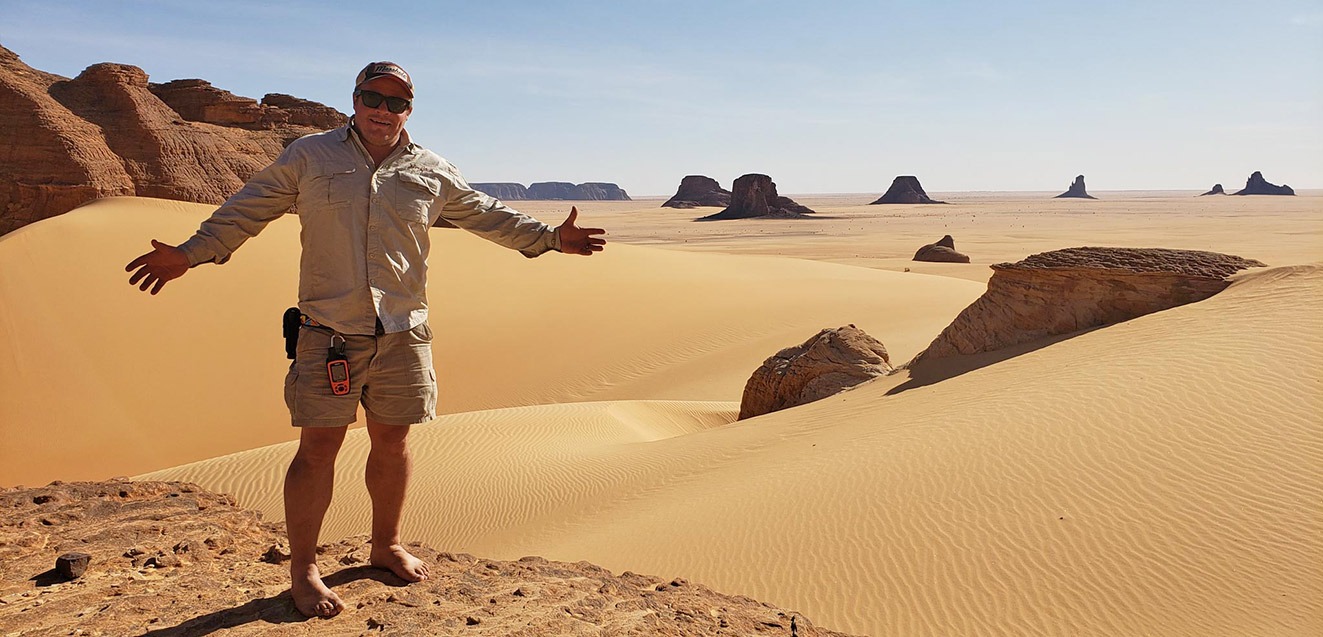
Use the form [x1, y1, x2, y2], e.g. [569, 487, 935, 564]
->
[300, 313, 387, 336]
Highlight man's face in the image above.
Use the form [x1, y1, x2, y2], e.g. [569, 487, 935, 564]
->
[353, 76, 412, 148]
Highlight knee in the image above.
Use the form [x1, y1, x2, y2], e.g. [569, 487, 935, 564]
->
[293, 431, 346, 466]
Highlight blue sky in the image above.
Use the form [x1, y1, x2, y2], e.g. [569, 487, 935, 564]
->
[3, 0, 1319, 195]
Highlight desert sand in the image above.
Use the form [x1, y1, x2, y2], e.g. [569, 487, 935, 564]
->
[2, 191, 1320, 635]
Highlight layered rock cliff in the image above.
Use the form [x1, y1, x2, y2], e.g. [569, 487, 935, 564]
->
[0, 44, 345, 236]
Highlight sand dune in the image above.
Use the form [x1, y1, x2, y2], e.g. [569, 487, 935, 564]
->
[144, 264, 1323, 635]
[0, 197, 980, 485]
[5, 192, 1321, 635]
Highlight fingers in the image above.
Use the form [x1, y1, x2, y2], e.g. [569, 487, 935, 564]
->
[125, 254, 148, 272]
[129, 266, 149, 286]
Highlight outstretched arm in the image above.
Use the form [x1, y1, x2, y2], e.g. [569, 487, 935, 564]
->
[555, 206, 606, 256]
[125, 240, 191, 295]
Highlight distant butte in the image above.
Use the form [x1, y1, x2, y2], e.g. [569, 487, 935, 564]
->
[1055, 175, 1096, 199]
[696, 173, 813, 220]
[472, 182, 632, 201]
[1232, 171, 1294, 196]
[1199, 183, 1226, 196]
[662, 175, 732, 208]
[870, 176, 945, 204]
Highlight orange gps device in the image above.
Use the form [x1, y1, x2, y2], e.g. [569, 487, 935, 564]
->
[327, 335, 350, 396]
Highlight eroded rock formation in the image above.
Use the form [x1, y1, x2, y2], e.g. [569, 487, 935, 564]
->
[1200, 183, 1225, 196]
[739, 325, 892, 419]
[870, 176, 945, 204]
[697, 173, 813, 220]
[1055, 175, 1096, 199]
[0, 479, 855, 636]
[914, 235, 971, 263]
[149, 80, 343, 133]
[911, 247, 1266, 363]
[0, 44, 346, 236]
[471, 182, 530, 200]
[1233, 171, 1294, 196]
[662, 175, 732, 208]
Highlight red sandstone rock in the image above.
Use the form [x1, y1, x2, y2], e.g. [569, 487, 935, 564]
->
[0, 44, 346, 236]
[739, 325, 892, 419]
[911, 247, 1266, 363]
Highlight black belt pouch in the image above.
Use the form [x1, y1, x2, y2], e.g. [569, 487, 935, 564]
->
[282, 307, 301, 360]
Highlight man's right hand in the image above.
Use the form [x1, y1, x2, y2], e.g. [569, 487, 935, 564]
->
[126, 239, 190, 295]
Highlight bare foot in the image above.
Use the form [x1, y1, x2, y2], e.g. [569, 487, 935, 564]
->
[369, 543, 430, 582]
[290, 563, 345, 618]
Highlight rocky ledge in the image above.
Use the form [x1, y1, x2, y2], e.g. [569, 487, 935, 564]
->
[0, 480, 852, 636]
[911, 247, 1266, 363]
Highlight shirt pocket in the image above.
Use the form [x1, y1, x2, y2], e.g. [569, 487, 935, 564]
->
[306, 167, 359, 211]
[393, 171, 441, 226]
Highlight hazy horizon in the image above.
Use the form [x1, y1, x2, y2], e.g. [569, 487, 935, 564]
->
[4, 0, 1320, 196]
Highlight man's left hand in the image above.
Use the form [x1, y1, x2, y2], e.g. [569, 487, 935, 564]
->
[556, 206, 606, 256]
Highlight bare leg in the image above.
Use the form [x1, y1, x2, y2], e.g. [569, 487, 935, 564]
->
[284, 426, 348, 618]
[365, 418, 430, 582]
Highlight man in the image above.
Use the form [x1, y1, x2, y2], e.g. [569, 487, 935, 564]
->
[125, 61, 606, 618]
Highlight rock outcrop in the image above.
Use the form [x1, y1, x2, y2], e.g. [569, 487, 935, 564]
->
[1055, 175, 1096, 199]
[471, 182, 530, 200]
[697, 173, 813, 220]
[911, 247, 1266, 363]
[869, 176, 945, 204]
[1233, 171, 1294, 196]
[914, 235, 971, 263]
[1200, 183, 1225, 196]
[739, 325, 892, 420]
[526, 181, 631, 200]
[149, 80, 343, 134]
[0, 44, 346, 236]
[0, 479, 855, 637]
[662, 175, 732, 208]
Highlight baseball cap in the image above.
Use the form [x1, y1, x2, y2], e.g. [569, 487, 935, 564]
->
[355, 61, 413, 97]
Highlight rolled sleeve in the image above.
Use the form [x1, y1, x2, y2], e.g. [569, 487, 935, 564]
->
[436, 166, 558, 258]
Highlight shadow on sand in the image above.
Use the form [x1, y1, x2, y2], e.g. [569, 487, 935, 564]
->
[886, 331, 1086, 395]
[138, 566, 409, 637]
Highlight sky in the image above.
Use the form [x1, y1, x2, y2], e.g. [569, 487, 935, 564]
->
[2, 0, 1320, 195]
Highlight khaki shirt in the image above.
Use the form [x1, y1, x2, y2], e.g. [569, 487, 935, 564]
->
[178, 123, 559, 335]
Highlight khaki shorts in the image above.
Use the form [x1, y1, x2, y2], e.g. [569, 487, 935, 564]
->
[284, 322, 437, 427]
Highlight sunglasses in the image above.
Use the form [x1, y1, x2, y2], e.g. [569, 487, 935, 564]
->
[354, 89, 411, 114]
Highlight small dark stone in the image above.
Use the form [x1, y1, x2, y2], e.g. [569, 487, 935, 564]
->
[32, 494, 54, 505]
[466, 616, 481, 626]
[56, 552, 91, 580]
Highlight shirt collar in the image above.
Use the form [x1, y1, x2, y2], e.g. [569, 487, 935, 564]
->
[342, 117, 417, 152]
